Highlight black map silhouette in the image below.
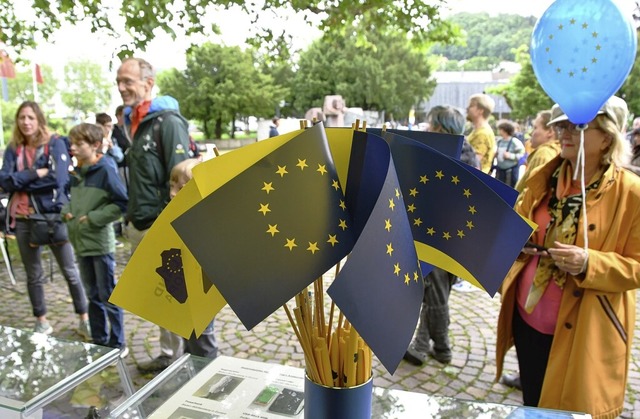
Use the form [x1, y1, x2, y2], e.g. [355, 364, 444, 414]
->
[156, 248, 188, 303]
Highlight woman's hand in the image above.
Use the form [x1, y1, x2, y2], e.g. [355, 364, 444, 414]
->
[547, 241, 589, 276]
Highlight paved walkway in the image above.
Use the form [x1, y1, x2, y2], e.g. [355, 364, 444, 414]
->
[0, 240, 639, 418]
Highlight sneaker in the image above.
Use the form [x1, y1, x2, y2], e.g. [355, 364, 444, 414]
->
[119, 346, 130, 359]
[34, 321, 53, 335]
[78, 319, 92, 341]
[403, 345, 428, 366]
[115, 240, 124, 248]
[137, 355, 173, 373]
[452, 279, 476, 293]
[428, 347, 452, 364]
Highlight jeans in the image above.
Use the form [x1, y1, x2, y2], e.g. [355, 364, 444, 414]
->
[126, 223, 184, 358]
[15, 219, 88, 318]
[78, 253, 125, 348]
[412, 267, 456, 355]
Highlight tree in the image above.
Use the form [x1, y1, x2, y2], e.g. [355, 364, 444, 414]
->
[5, 64, 57, 104]
[1, 1, 457, 60]
[619, 31, 640, 118]
[60, 60, 112, 118]
[290, 30, 436, 119]
[157, 43, 284, 139]
[487, 45, 553, 122]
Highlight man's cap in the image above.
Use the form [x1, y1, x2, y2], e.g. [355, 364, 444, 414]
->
[547, 96, 628, 132]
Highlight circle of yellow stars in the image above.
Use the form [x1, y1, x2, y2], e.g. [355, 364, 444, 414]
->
[543, 18, 601, 78]
[407, 170, 476, 242]
[385, 188, 420, 286]
[257, 157, 348, 255]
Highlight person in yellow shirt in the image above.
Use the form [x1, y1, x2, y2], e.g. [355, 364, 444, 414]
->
[466, 93, 496, 173]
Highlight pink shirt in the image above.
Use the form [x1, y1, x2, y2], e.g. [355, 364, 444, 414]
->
[516, 194, 562, 334]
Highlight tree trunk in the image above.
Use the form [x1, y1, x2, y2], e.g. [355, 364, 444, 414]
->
[203, 119, 210, 140]
[215, 117, 223, 139]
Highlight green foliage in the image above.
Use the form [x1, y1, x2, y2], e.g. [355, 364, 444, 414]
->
[4, 64, 57, 104]
[486, 45, 553, 121]
[431, 13, 536, 65]
[60, 60, 112, 118]
[157, 43, 283, 139]
[619, 31, 640, 118]
[1, 1, 457, 61]
[291, 30, 435, 118]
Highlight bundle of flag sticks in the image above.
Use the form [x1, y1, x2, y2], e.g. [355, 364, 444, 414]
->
[283, 268, 372, 388]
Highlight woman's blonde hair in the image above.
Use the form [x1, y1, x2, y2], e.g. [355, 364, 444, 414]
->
[592, 114, 631, 167]
[12, 101, 50, 148]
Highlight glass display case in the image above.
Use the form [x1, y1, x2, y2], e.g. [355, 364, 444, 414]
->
[111, 355, 591, 419]
[0, 324, 134, 418]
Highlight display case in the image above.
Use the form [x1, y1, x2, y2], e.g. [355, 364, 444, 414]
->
[0, 324, 134, 418]
[111, 355, 591, 418]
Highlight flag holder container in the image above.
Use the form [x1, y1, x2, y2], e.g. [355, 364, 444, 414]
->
[304, 373, 372, 419]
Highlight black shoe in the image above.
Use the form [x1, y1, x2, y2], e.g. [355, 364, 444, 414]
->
[137, 355, 172, 373]
[500, 373, 522, 390]
[403, 346, 427, 366]
[428, 347, 452, 364]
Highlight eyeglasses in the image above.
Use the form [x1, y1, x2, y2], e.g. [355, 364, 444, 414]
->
[553, 122, 590, 137]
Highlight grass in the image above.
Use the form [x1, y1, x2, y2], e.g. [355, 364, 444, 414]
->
[192, 131, 257, 142]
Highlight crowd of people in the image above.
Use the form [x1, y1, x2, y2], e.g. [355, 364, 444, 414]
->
[0, 58, 639, 418]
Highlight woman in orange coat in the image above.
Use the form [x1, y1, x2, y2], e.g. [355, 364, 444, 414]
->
[495, 96, 640, 419]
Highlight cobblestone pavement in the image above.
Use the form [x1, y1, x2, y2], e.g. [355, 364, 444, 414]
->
[0, 240, 639, 418]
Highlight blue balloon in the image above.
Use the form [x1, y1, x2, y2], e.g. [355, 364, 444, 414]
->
[531, 0, 637, 124]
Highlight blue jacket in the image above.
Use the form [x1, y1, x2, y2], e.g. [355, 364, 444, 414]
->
[0, 136, 71, 216]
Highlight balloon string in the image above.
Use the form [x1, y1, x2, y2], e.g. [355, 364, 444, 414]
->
[574, 127, 589, 251]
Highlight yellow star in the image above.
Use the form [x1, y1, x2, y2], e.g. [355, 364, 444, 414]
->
[558, 24, 563, 30]
[413, 218, 423, 227]
[419, 175, 429, 184]
[409, 188, 418, 197]
[435, 170, 444, 179]
[451, 176, 460, 185]
[457, 230, 465, 239]
[262, 182, 275, 194]
[582, 22, 588, 29]
[384, 219, 392, 232]
[468, 205, 477, 215]
[570, 18, 576, 24]
[556, 67, 562, 73]
[404, 273, 411, 285]
[331, 179, 340, 190]
[595, 44, 601, 51]
[317, 164, 327, 175]
[276, 165, 288, 177]
[548, 34, 553, 40]
[388, 198, 395, 211]
[297, 159, 308, 170]
[592, 31, 598, 38]
[338, 219, 348, 230]
[284, 238, 297, 250]
[443, 232, 451, 240]
[258, 203, 271, 215]
[407, 203, 416, 213]
[413, 271, 419, 282]
[394, 263, 401, 276]
[307, 242, 319, 254]
[395, 188, 401, 198]
[582, 67, 588, 73]
[466, 220, 474, 230]
[339, 200, 346, 211]
[426, 227, 435, 236]
[327, 234, 339, 246]
[463, 189, 471, 198]
[266, 224, 279, 236]
[568, 71, 574, 78]
[548, 59, 553, 65]
[386, 243, 394, 256]
[592, 57, 597, 64]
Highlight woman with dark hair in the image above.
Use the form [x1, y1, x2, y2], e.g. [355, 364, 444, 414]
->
[495, 120, 526, 187]
[0, 101, 89, 337]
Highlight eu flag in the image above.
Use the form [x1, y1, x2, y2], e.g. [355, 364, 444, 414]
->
[172, 123, 354, 330]
[386, 134, 534, 295]
[328, 131, 423, 374]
